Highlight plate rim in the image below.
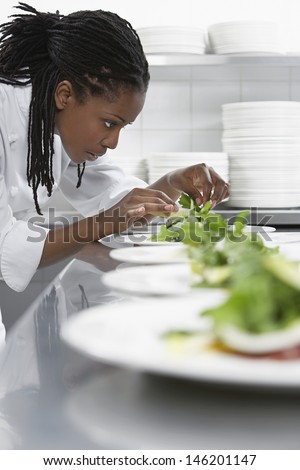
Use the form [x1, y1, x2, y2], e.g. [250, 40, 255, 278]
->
[60, 296, 300, 390]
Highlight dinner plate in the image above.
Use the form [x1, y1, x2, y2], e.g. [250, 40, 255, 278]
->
[265, 232, 300, 245]
[61, 295, 300, 389]
[110, 245, 189, 265]
[228, 225, 276, 233]
[100, 225, 276, 248]
[102, 264, 197, 297]
[100, 233, 180, 247]
[276, 243, 300, 262]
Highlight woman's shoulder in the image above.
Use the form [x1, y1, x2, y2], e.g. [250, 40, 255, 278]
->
[0, 83, 32, 134]
[0, 82, 31, 113]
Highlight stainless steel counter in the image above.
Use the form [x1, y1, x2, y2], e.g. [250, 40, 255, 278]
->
[0, 241, 300, 450]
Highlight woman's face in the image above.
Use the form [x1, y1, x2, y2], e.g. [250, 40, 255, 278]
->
[54, 81, 146, 164]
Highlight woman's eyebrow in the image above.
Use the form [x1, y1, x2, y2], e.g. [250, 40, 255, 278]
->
[105, 112, 126, 123]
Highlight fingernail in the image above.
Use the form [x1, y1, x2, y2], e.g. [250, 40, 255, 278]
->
[164, 204, 174, 211]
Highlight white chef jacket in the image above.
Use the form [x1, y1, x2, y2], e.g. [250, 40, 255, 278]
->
[0, 83, 147, 294]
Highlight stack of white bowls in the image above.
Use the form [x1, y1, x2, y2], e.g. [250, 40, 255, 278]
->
[222, 101, 300, 208]
[136, 26, 206, 55]
[147, 152, 228, 184]
[208, 21, 283, 54]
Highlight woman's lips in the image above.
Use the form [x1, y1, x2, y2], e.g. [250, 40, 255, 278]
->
[86, 151, 106, 161]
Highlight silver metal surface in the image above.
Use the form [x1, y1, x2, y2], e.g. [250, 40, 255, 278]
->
[0, 242, 300, 449]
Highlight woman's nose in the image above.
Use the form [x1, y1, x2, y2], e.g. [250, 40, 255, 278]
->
[101, 129, 120, 150]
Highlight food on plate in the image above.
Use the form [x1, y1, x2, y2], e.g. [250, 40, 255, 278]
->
[150, 193, 273, 248]
[164, 251, 300, 360]
[189, 221, 278, 288]
[157, 194, 277, 288]
[152, 194, 300, 359]
[161, 209, 299, 359]
[202, 252, 300, 359]
[150, 194, 228, 244]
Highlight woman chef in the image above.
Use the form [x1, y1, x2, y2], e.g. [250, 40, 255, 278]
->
[0, 3, 229, 297]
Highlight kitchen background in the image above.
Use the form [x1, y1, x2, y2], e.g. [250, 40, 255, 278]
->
[2, 0, 300, 328]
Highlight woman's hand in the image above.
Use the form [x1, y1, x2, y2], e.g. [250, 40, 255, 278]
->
[97, 187, 179, 236]
[168, 164, 230, 208]
[95, 165, 229, 238]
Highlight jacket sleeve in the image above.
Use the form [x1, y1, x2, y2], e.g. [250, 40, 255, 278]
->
[0, 174, 50, 292]
[59, 155, 147, 218]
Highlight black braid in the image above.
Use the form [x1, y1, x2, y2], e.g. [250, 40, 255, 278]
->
[0, 2, 149, 214]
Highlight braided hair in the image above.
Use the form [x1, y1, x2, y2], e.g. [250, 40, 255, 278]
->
[0, 2, 150, 214]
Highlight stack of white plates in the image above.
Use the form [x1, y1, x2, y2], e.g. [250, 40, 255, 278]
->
[147, 152, 228, 184]
[136, 26, 206, 55]
[110, 157, 148, 182]
[222, 101, 300, 208]
[208, 21, 283, 54]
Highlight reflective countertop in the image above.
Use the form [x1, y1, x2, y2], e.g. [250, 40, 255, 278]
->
[0, 240, 300, 450]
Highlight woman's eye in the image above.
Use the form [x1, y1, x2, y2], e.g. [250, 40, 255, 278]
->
[104, 121, 116, 129]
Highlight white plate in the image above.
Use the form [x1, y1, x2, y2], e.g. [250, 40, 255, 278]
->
[102, 264, 198, 297]
[61, 295, 300, 389]
[101, 225, 275, 248]
[100, 233, 180, 247]
[228, 225, 276, 233]
[110, 245, 189, 264]
[276, 243, 300, 261]
[265, 232, 300, 245]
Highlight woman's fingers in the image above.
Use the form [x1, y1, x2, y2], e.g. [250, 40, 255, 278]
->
[188, 164, 213, 206]
[208, 167, 230, 206]
[142, 203, 177, 215]
[134, 188, 177, 206]
[128, 202, 177, 217]
[190, 164, 229, 207]
[128, 196, 177, 208]
[125, 189, 179, 215]
[126, 206, 146, 220]
[200, 166, 214, 205]
[125, 202, 177, 228]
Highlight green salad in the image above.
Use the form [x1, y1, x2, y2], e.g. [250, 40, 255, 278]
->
[203, 252, 300, 335]
[152, 193, 277, 288]
[160, 194, 300, 356]
[150, 193, 228, 244]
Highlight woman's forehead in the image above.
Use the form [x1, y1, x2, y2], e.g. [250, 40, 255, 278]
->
[89, 89, 146, 122]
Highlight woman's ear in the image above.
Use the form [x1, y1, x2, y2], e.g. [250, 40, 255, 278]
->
[54, 80, 74, 110]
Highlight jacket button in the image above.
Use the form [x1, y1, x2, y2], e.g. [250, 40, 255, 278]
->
[8, 134, 18, 144]
[10, 186, 19, 197]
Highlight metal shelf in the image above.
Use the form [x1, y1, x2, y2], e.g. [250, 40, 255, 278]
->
[216, 205, 300, 226]
[148, 53, 300, 67]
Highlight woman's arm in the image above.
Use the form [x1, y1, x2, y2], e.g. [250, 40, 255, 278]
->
[39, 186, 178, 267]
[40, 164, 230, 267]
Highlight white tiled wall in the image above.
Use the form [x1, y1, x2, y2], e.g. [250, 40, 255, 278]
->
[111, 64, 300, 161]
